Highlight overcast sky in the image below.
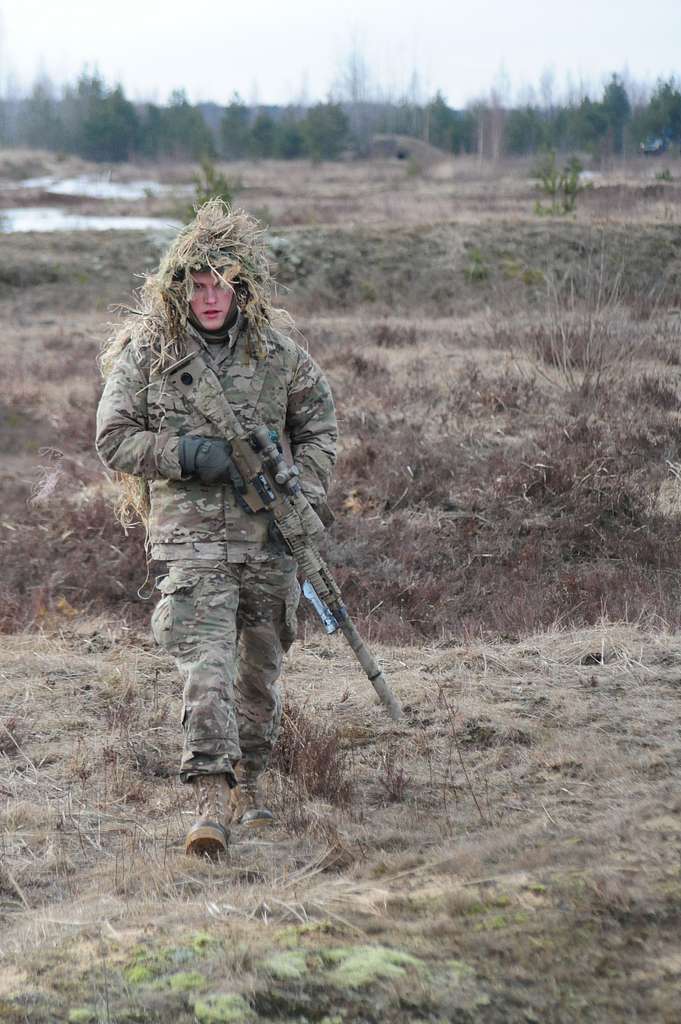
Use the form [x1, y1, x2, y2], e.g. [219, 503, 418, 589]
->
[2, 0, 681, 106]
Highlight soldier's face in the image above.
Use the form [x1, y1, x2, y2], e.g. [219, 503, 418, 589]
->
[189, 271, 234, 330]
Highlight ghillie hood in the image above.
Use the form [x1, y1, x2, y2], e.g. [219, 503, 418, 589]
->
[99, 199, 292, 532]
[102, 198, 291, 376]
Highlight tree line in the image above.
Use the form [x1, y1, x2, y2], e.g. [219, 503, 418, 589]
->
[0, 74, 351, 163]
[1, 70, 680, 164]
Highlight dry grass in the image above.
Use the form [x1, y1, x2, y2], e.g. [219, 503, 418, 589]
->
[1, 623, 680, 1019]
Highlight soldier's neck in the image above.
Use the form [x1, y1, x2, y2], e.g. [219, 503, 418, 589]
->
[188, 306, 239, 344]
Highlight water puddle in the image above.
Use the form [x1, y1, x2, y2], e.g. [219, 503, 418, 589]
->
[5, 174, 189, 200]
[0, 207, 181, 232]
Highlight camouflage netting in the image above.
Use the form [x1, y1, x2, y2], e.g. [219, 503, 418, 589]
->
[99, 199, 293, 532]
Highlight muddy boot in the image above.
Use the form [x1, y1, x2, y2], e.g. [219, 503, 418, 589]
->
[185, 774, 233, 858]
[233, 764, 274, 828]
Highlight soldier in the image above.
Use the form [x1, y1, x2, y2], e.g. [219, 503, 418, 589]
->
[96, 200, 337, 857]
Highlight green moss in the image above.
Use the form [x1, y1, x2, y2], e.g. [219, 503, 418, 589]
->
[67, 1010, 97, 1024]
[194, 993, 255, 1023]
[192, 931, 219, 954]
[262, 950, 308, 980]
[125, 964, 155, 985]
[169, 970, 206, 991]
[274, 920, 332, 947]
[324, 945, 424, 988]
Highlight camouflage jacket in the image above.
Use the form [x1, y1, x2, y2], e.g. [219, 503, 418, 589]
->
[96, 317, 337, 562]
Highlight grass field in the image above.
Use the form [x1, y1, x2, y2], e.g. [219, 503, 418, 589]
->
[1, 148, 681, 1022]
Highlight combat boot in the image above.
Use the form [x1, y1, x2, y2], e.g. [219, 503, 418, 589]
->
[233, 764, 274, 828]
[185, 773, 233, 857]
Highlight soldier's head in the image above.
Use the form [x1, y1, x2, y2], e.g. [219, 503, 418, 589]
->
[124, 199, 293, 365]
[188, 269, 235, 331]
[149, 199, 273, 345]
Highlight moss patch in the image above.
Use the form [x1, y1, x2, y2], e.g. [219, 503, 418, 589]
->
[194, 993, 255, 1023]
[448, 959, 475, 981]
[273, 920, 334, 948]
[168, 970, 206, 991]
[192, 931, 219, 954]
[67, 1010, 97, 1024]
[262, 951, 309, 981]
[124, 964, 155, 985]
[324, 945, 424, 988]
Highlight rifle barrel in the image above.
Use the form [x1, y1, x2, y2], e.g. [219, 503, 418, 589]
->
[339, 616, 402, 722]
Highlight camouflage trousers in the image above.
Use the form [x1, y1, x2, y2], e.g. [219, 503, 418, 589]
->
[150, 556, 300, 784]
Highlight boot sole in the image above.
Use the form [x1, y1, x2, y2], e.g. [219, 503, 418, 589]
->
[239, 810, 274, 828]
[185, 820, 229, 858]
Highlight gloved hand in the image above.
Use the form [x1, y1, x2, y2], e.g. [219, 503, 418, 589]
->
[179, 436, 246, 490]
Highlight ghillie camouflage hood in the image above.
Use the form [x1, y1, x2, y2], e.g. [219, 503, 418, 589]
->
[99, 199, 292, 532]
[101, 199, 291, 375]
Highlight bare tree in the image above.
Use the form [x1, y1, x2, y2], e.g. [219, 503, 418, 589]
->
[332, 41, 374, 153]
[540, 66, 556, 112]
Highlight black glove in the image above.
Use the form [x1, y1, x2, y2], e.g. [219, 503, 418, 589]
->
[178, 436, 246, 490]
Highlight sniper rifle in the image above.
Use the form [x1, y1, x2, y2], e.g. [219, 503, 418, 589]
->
[228, 423, 402, 722]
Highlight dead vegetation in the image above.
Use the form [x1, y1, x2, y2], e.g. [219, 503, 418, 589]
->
[2, 152, 681, 1021]
[4, 226, 681, 642]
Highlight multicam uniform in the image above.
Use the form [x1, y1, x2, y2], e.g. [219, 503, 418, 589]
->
[96, 316, 337, 784]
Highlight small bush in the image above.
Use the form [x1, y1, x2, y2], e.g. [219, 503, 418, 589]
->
[377, 744, 411, 803]
[533, 151, 585, 215]
[185, 159, 238, 222]
[0, 717, 23, 756]
[371, 321, 417, 348]
[627, 373, 679, 411]
[272, 701, 353, 806]
[0, 461, 148, 633]
[465, 248, 489, 282]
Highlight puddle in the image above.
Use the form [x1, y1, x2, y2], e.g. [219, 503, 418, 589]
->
[5, 175, 189, 200]
[0, 207, 181, 232]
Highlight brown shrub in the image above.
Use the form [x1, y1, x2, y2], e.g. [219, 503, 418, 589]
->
[337, 421, 459, 512]
[371, 321, 417, 348]
[377, 743, 411, 803]
[0, 717, 23, 756]
[0, 467, 148, 633]
[442, 363, 539, 416]
[323, 379, 681, 642]
[271, 700, 353, 806]
[626, 374, 679, 411]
